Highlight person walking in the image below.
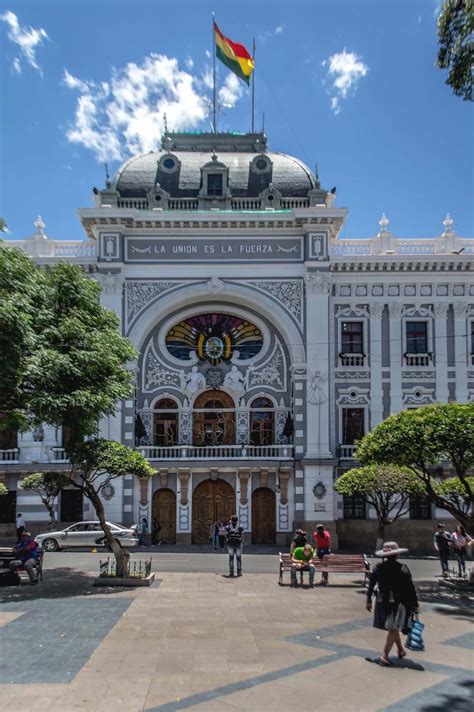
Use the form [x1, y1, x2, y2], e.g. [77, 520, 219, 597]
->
[366, 541, 419, 667]
[16, 513, 26, 541]
[433, 523, 452, 577]
[225, 515, 244, 577]
[313, 524, 331, 585]
[210, 521, 219, 550]
[218, 521, 226, 549]
[451, 525, 472, 577]
[138, 517, 148, 546]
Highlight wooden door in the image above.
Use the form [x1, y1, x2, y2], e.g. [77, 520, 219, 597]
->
[152, 489, 176, 544]
[192, 479, 235, 544]
[252, 487, 276, 544]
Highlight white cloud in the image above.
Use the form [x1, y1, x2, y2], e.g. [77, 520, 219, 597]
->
[185, 56, 194, 70]
[0, 11, 48, 75]
[218, 73, 243, 109]
[323, 49, 368, 115]
[63, 54, 242, 162]
[258, 24, 285, 42]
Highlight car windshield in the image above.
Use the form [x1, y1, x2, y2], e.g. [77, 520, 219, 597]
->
[109, 522, 129, 530]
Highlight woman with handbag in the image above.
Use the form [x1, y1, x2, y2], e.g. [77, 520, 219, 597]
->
[366, 541, 419, 667]
[451, 525, 473, 576]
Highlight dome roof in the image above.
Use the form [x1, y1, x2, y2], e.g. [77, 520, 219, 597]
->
[113, 133, 318, 199]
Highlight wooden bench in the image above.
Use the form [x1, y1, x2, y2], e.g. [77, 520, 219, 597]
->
[279, 552, 370, 586]
[0, 547, 44, 582]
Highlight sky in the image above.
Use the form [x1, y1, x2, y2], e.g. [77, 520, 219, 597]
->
[0, 0, 472, 242]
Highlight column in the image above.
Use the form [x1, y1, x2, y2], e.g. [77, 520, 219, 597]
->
[304, 273, 331, 457]
[434, 304, 449, 403]
[369, 303, 384, 427]
[176, 469, 191, 544]
[388, 304, 403, 413]
[238, 468, 250, 538]
[453, 303, 469, 402]
[276, 467, 292, 545]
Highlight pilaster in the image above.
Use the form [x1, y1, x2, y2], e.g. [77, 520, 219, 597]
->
[176, 469, 191, 544]
[453, 303, 469, 402]
[434, 303, 449, 403]
[388, 304, 403, 413]
[369, 303, 384, 427]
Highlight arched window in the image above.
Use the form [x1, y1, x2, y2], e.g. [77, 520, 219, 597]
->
[153, 399, 179, 447]
[193, 390, 235, 446]
[250, 397, 275, 446]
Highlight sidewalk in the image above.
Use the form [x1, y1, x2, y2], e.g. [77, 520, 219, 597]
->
[0, 569, 472, 711]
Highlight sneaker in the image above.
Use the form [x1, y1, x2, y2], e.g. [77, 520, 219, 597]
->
[237, 572, 242, 577]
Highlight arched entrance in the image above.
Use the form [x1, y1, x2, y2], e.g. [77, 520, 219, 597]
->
[152, 489, 176, 544]
[252, 487, 276, 544]
[192, 479, 235, 544]
[193, 390, 235, 446]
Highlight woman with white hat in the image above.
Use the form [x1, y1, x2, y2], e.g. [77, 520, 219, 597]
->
[366, 541, 419, 666]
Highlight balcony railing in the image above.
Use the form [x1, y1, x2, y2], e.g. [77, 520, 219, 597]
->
[0, 448, 20, 463]
[338, 353, 366, 368]
[51, 447, 69, 463]
[338, 444, 357, 459]
[136, 444, 294, 460]
[404, 353, 432, 367]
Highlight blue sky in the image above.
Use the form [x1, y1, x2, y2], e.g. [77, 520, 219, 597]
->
[0, 0, 472, 242]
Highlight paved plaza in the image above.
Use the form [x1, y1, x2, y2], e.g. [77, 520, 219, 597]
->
[0, 555, 472, 711]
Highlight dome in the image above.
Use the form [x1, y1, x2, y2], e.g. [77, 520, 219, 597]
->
[113, 132, 318, 199]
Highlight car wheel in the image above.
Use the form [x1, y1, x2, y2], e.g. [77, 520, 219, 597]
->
[42, 538, 59, 552]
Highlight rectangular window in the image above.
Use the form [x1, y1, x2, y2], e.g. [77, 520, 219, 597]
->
[343, 494, 366, 519]
[409, 495, 432, 520]
[0, 491, 16, 524]
[342, 408, 365, 444]
[60, 490, 83, 523]
[207, 173, 223, 196]
[406, 321, 428, 353]
[341, 322, 364, 353]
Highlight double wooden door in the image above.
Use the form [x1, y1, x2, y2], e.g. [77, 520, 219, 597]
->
[152, 489, 176, 544]
[252, 487, 276, 544]
[192, 479, 235, 544]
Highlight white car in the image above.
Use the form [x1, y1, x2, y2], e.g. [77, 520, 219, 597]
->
[35, 521, 139, 552]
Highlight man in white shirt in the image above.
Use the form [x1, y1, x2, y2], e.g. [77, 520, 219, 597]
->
[16, 513, 26, 541]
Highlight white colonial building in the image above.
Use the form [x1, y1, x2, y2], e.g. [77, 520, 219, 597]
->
[1, 131, 473, 548]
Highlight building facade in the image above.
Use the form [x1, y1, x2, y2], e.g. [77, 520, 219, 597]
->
[1, 131, 473, 548]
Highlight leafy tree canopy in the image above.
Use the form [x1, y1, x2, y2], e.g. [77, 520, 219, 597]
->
[20, 472, 70, 526]
[334, 464, 425, 498]
[0, 482, 8, 496]
[437, 0, 473, 101]
[436, 476, 474, 515]
[356, 403, 474, 527]
[0, 218, 7, 233]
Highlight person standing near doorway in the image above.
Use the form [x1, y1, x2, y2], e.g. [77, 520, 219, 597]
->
[218, 521, 226, 549]
[226, 515, 244, 577]
[16, 513, 26, 542]
[210, 521, 219, 550]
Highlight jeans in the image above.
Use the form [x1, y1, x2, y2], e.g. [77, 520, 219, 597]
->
[10, 558, 38, 583]
[439, 549, 449, 574]
[212, 534, 219, 549]
[317, 547, 330, 581]
[454, 548, 467, 575]
[291, 563, 315, 586]
[228, 546, 242, 575]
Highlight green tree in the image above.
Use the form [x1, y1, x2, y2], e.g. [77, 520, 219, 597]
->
[437, 0, 473, 101]
[356, 403, 474, 529]
[436, 476, 474, 517]
[334, 465, 425, 549]
[69, 439, 154, 576]
[0, 482, 7, 496]
[0, 218, 7, 233]
[20, 472, 70, 528]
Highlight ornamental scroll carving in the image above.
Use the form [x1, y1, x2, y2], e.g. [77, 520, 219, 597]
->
[245, 280, 303, 325]
[238, 469, 250, 505]
[178, 470, 190, 506]
[126, 281, 178, 326]
[278, 469, 291, 505]
[143, 344, 183, 393]
[247, 341, 286, 391]
[335, 305, 369, 319]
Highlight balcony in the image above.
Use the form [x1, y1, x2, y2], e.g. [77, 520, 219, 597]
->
[404, 353, 433, 367]
[338, 444, 357, 460]
[338, 353, 366, 368]
[51, 447, 69, 463]
[136, 444, 294, 461]
[0, 449, 20, 463]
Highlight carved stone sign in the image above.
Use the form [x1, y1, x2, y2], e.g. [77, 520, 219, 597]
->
[126, 237, 303, 262]
[206, 368, 222, 388]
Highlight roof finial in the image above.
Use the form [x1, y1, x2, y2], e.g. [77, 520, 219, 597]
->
[163, 112, 169, 134]
[378, 213, 389, 232]
[442, 213, 454, 234]
[104, 162, 111, 188]
[314, 162, 320, 189]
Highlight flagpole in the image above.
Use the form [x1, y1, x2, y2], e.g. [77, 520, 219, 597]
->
[212, 13, 217, 133]
[251, 38, 256, 133]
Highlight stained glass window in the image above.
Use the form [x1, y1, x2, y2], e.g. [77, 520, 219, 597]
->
[166, 313, 263, 364]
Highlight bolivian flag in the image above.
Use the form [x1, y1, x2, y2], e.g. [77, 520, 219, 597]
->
[214, 21, 254, 85]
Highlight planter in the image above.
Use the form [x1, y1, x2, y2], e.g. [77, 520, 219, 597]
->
[93, 572, 155, 587]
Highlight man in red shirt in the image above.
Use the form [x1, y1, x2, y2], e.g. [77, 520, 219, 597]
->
[313, 524, 331, 585]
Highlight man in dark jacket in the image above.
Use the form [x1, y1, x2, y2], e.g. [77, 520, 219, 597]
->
[225, 515, 244, 577]
[9, 532, 39, 584]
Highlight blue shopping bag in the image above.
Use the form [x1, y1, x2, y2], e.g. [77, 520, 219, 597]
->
[406, 615, 425, 651]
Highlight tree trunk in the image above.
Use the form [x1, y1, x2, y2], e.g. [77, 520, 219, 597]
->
[46, 504, 57, 530]
[375, 520, 386, 554]
[85, 484, 130, 577]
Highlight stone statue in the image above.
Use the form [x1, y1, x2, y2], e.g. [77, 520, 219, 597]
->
[308, 369, 328, 405]
[224, 365, 245, 397]
[184, 366, 205, 398]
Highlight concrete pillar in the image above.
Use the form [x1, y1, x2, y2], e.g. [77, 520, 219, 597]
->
[434, 304, 449, 403]
[176, 469, 191, 544]
[453, 303, 469, 402]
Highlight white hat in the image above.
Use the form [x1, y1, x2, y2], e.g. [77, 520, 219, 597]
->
[375, 541, 408, 557]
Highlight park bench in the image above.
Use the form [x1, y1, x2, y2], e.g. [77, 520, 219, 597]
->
[279, 552, 370, 586]
[0, 547, 44, 583]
